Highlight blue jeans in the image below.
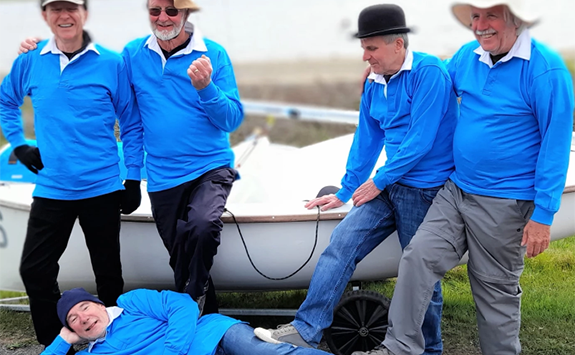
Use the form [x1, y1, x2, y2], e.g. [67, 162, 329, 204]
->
[292, 183, 444, 355]
[217, 324, 330, 355]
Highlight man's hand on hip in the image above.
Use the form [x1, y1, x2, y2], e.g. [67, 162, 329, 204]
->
[305, 194, 344, 212]
[522, 220, 551, 258]
[187, 54, 212, 90]
[352, 179, 381, 207]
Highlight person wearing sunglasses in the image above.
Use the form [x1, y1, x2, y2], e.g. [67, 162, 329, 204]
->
[18, 0, 242, 318]
[122, 0, 243, 317]
[0, 0, 144, 352]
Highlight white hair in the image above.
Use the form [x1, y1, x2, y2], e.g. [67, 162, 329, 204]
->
[502, 6, 527, 35]
[381, 33, 409, 49]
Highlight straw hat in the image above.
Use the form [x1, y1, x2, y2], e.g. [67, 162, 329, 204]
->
[174, 0, 200, 11]
[452, 0, 539, 29]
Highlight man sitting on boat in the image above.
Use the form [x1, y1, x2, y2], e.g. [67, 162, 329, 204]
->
[18, 0, 243, 316]
[352, 1, 575, 355]
[255, 5, 457, 355]
[41, 287, 330, 355]
[0, 0, 143, 350]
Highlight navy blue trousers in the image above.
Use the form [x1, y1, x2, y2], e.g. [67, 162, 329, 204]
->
[149, 167, 236, 314]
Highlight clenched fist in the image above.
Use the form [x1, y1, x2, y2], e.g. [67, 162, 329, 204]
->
[187, 54, 212, 90]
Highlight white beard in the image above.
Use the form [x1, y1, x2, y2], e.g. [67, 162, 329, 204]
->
[152, 20, 185, 41]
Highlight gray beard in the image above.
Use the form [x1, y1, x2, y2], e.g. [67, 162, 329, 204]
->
[153, 20, 185, 41]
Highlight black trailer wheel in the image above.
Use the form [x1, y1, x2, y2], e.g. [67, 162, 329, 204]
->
[325, 290, 390, 355]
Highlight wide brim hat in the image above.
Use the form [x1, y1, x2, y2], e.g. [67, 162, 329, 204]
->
[354, 4, 411, 39]
[41, 0, 84, 7]
[174, 0, 200, 12]
[452, 0, 539, 29]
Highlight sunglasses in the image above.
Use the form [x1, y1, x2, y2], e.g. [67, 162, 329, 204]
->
[148, 7, 180, 17]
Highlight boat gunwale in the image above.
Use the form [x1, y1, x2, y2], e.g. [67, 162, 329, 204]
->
[1, 185, 574, 224]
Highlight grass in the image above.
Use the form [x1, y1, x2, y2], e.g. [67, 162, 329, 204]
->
[207, 237, 575, 354]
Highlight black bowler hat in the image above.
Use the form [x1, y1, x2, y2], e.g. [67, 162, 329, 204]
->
[355, 4, 411, 38]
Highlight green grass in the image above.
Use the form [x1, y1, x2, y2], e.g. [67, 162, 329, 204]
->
[217, 237, 575, 354]
[0, 308, 36, 349]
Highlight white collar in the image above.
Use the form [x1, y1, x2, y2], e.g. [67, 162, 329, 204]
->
[87, 307, 124, 353]
[368, 49, 413, 85]
[40, 36, 99, 73]
[474, 29, 532, 68]
[145, 22, 208, 69]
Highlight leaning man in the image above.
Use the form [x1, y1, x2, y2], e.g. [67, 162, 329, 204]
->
[352, 1, 574, 355]
[255, 5, 457, 354]
[0, 0, 143, 349]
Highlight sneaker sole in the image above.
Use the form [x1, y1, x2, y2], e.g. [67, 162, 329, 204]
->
[254, 328, 283, 345]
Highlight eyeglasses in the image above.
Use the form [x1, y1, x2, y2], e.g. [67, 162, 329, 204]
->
[148, 7, 180, 17]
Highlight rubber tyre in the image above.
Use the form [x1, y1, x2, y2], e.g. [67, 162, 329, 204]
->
[325, 290, 390, 355]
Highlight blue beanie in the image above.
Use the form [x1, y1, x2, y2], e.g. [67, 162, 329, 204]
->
[57, 288, 104, 329]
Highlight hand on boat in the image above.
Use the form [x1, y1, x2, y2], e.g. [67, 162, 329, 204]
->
[187, 55, 212, 90]
[352, 179, 381, 207]
[305, 194, 344, 211]
[59, 326, 82, 345]
[13, 144, 44, 174]
[522, 220, 551, 258]
[18, 37, 41, 55]
[120, 180, 142, 215]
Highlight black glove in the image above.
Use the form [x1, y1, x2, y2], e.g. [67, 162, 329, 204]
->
[14, 145, 44, 174]
[120, 179, 141, 215]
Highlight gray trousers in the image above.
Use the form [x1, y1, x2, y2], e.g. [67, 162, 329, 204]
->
[383, 180, 534, 355]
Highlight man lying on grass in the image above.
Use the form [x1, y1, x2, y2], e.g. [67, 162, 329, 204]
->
[42, 288, 328, 355]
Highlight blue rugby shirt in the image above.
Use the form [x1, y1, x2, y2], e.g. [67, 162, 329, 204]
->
[446, 30, 574, 225]
[42, 289, 241, 355]
[122, 26, 243, 192]
[0, 37, 144, 200]
[336, 50, 457, 203]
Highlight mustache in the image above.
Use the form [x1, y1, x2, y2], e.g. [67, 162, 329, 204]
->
[475, 29, 496, 36]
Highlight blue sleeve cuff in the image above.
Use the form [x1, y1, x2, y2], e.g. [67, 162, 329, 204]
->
[12, 138, 28, 149]
[372, 172, 390, 191]
[197, 81, 219, 102]
[530, 206, 555, 226]
[335, 186, 353, 204]
[126, 167, 142, 181]
[42, 335, 72, 355]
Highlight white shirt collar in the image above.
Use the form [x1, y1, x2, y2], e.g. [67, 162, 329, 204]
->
[87, 307, 123, 353]
[40, 36, 99, 73]
[145, 22, 208, 69]
[474, 29, 532, 68]
[368, 49, 413, 85]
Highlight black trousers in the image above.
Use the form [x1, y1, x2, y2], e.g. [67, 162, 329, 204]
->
[19, 191, 123, 346]
[149, 167, 236, 314]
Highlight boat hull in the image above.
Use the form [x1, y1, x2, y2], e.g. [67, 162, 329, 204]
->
[0, 195, 404, 293]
